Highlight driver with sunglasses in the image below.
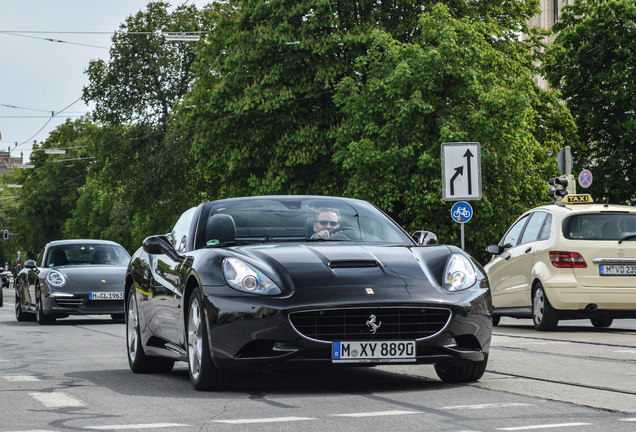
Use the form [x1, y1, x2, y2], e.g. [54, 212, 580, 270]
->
[311, 208, 341, 239]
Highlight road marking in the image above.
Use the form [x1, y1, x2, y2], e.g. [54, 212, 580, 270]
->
[333, 410, 421, 417]
[619, 418, 636, 422]
[29, 392, 85, 408]
[212, 417, 315, 424]
[442, 403, 532, 410]
[497, 423, 591, 430]
[3, 375, 40, 382]
[85, 424, 189, 430]
[331, 410, 422, 417]
[614, 350, 636, 354]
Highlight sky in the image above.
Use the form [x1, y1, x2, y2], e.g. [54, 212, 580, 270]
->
[0, 0, 209, 163]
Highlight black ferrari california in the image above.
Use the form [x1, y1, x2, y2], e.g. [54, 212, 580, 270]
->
[126, 196, 492, 390]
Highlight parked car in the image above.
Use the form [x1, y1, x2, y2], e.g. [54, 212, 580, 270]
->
[15, 239, 131, 324]
[1, 271, 11, 288]
[485, 194, 636, 330]
[125, 195, 491, 390]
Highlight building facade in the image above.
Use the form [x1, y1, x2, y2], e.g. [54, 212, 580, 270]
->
[0, 148, 24, 174]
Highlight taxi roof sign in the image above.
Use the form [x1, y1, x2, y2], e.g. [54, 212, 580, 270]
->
[561, 194, 594, 204]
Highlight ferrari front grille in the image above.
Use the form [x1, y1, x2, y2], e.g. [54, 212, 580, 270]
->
[288, 307, 451, 342]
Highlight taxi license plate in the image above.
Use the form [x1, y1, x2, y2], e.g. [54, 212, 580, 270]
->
[89, 292, 124, 300]
[599, 264, 636, 276]
[332, 341, 415, 363]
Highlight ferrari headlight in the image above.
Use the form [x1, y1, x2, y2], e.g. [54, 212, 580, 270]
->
[223, 258, 281, 295]
[443, 254, 476, 292]
[46, 271, 66, 288]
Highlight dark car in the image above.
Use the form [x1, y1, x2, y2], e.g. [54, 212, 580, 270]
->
[126, 196, 492, 390]
[15, 239, 131, 324]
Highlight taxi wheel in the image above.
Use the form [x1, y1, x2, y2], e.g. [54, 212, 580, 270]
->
[532, 283, 558, 331]
[187, 287, 234, 391]
[435, 355, 488, 383]
[126, 289, 174, 373]
[590, 317, 613, 328]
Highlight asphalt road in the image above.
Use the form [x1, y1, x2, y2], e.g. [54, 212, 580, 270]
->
[1, 286, 635, 431]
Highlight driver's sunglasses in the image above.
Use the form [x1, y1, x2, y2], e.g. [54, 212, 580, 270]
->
[318, 220, 339, 227]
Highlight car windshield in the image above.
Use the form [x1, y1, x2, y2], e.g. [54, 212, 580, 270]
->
[46, 244, 130, 267]
[563, 213, 636, 241]
[199, 197, 412, 247]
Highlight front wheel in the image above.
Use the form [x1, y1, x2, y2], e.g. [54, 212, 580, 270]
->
[435, 355, 488, 383]
[532, 283, 558, 331]
[126, 289, 174, 373]
[187, 287, 234, 391]
[36, 288, 55, 325]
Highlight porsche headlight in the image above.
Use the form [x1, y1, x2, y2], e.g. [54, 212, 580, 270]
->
[223, 258, 281, 295]
[443, 254, 476, 292]
[46, 271, 66, 288]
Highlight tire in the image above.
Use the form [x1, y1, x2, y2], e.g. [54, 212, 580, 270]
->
[15, 292, 30, 321]
[126, 289, 174, 373]
[36, 288, 55, 325]
[435, 355, 488, 383]
[187, 287, 234, 391]
[591, 316, 613, 328]
[532, 283, 558, 331]
[492, 314, 500, 326]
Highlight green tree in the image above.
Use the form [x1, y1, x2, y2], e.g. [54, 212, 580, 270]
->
[6, 119, 95, 255]
[544, 0, 635, 204]
[332, 4, 577, 261]
[75, 1, 210, 247]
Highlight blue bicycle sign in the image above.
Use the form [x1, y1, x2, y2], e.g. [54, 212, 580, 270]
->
[451, 201, 473, 224]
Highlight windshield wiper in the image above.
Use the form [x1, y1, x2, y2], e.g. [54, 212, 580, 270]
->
[619, 234, 636, 244]
[205, 240, 264, 247]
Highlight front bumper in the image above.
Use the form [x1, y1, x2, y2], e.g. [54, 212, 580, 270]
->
[42, 293, 124, 316]
[202, 288, 492, 370]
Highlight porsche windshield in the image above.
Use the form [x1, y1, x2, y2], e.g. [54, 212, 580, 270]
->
[203, 197, 412, 244]
[46, 244, 130, 267]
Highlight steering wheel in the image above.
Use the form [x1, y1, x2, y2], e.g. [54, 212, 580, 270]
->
[328, 227, 358, 240]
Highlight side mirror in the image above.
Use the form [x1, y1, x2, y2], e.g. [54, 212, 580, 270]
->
[412, 230, 439, 246]
[485, 244, 504, 255]
[24, 260, 37, 269]
[142, 235, 182, 261]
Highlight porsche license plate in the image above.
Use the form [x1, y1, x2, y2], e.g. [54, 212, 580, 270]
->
[599, 265, 636, 276]
[89, 292, 124, 300]
[332, 341, 416, 363]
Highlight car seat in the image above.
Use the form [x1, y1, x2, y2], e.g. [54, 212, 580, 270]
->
[206, 214, 236, 244]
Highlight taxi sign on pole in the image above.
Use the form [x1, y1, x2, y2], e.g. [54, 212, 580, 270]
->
[441, 142, 482, 201]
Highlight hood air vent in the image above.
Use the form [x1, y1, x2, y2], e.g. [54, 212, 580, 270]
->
[328, 260, 379, 269]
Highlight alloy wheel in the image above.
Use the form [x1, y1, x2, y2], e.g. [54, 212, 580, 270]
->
[187, 298, 203, 381]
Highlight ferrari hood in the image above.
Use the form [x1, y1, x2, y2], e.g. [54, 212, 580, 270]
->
[230, 243, 452, 302]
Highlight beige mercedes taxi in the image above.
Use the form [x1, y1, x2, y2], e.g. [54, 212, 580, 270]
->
[484, 194, 636, 330]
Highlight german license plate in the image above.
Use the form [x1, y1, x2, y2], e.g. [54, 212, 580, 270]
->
[599, 265, 636, 276]
[89, 292, 124, 300]
[332, 341, 415, 363]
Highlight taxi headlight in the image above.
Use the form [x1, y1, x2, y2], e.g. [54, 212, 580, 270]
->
[223, 258, 281, 295]
[443, 254, 477, 292]
[46, 271, 66, 288]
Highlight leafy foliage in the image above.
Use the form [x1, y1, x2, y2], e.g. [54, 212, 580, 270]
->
[332, 4, 577, 261]
[544, 0, 635, 204]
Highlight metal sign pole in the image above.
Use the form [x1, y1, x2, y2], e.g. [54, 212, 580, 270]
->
[461, 223, 465, 250]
